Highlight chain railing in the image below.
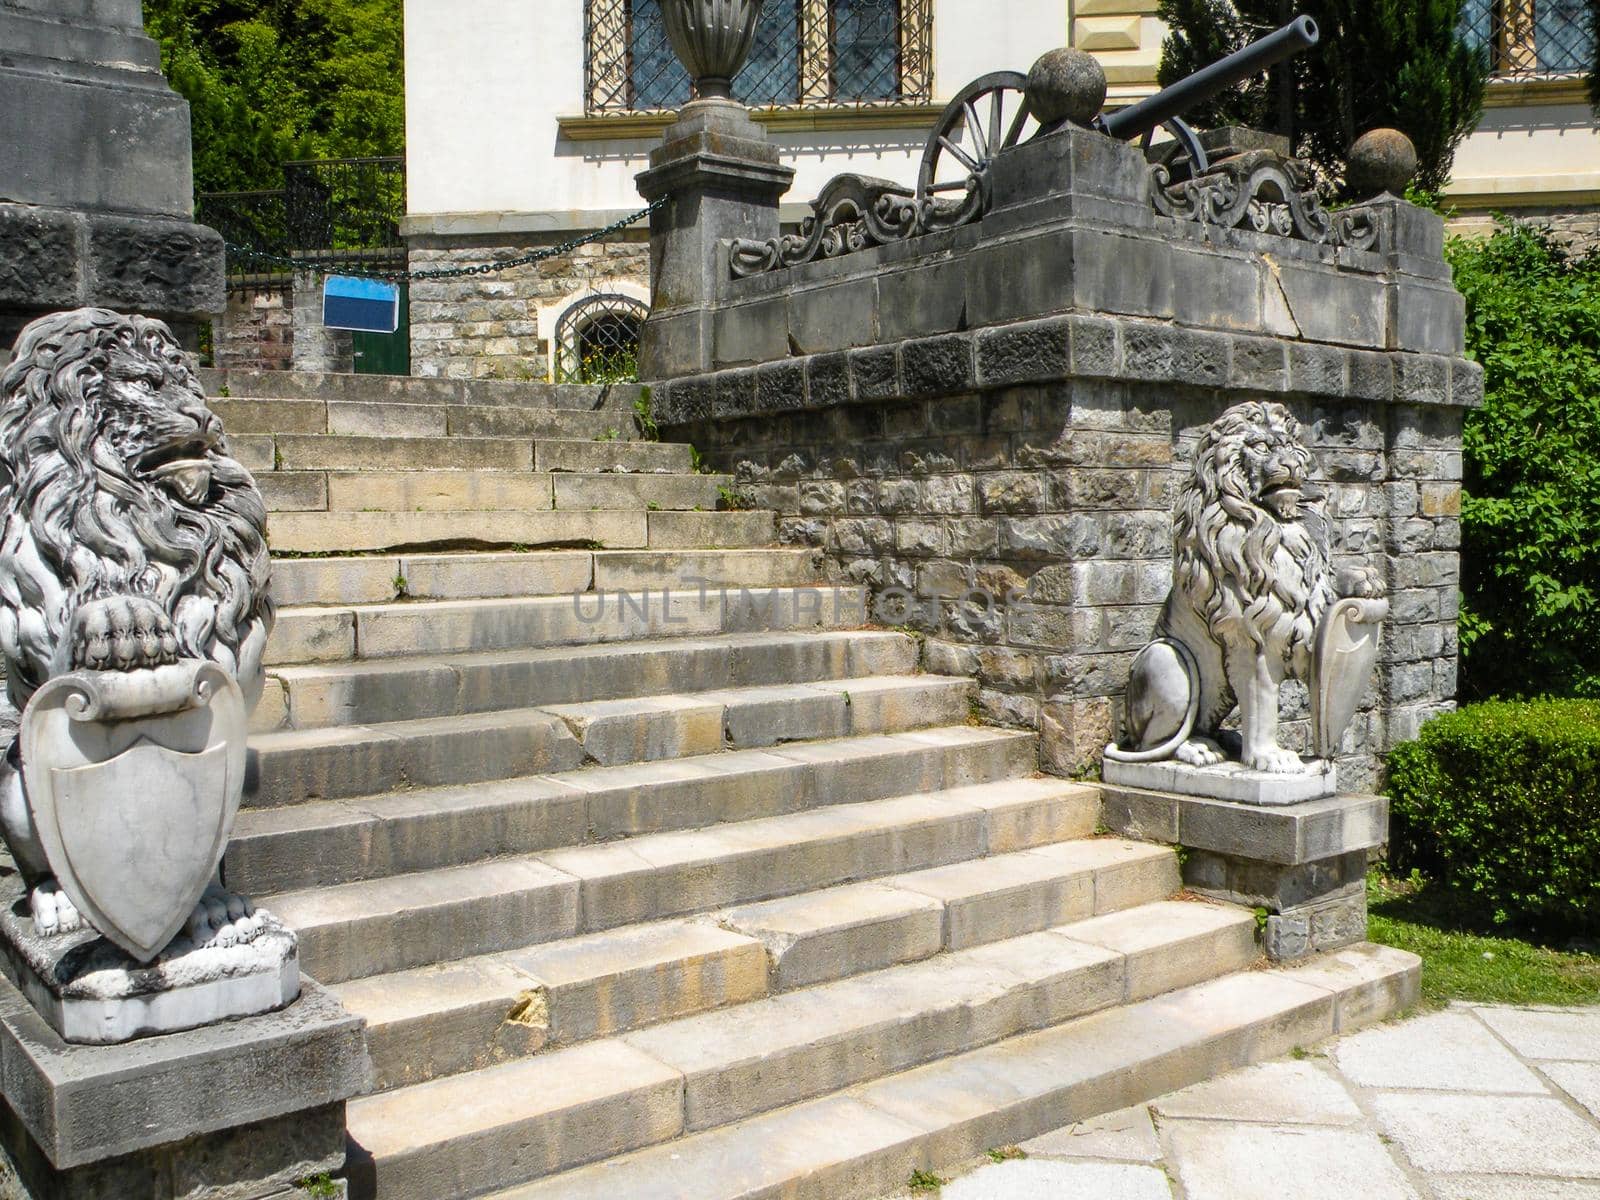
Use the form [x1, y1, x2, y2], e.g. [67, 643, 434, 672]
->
[585, 0, 932, 114]
[1460, 0, 1595, 77]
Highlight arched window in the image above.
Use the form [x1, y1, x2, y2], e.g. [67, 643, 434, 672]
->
[553, 294, 649, 383]
[586, 0, 933, 113]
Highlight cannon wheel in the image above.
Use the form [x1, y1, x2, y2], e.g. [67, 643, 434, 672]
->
[916, 71, 1038, 228]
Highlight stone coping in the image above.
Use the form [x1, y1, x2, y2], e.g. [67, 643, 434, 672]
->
[1099, 785, 1389, 867]
[0, 973, 368, 1168]
[650, 311, 1485, 429]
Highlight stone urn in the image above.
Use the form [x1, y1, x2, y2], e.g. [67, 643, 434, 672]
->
[661, 0, 763, 100]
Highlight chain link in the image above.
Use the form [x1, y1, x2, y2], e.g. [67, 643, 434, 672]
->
[220, 198, 666, 283]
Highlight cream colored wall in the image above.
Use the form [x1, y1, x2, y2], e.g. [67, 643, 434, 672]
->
[1445, 93, 1600, 212]
[404, 0, 1595, 230]
[405, 0, 1098, 229]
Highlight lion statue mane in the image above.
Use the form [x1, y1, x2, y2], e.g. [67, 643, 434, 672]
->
[0, 308, 274, 933]
[1106, 399, 1384, 774]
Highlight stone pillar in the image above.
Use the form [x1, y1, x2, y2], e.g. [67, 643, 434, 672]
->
[0, 0, 223, 351]
[635, 98, 794, 378]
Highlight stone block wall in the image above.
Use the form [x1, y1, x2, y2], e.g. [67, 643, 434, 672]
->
[659, 322, 1472, 790]
[214, 286, 293, 371]
[407, 231, 649, 380]
[1450, 204, 1600, 255]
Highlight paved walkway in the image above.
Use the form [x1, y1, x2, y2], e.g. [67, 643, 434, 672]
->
[891, 1003, 1600, 1199]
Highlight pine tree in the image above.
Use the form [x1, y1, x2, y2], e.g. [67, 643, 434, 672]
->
[1156, 0, 1489, 194]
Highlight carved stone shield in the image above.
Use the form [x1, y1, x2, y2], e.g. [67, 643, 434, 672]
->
[20, 662, 247, 963]
[1311, 597, 1390, 760]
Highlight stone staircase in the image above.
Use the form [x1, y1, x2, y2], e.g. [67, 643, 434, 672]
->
[201, 369, 765, 554]
[209, 370, 1419, 1200]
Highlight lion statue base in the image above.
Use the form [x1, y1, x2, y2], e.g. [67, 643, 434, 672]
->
[0, 309, 295, 1041]
[1103, 400, 1388, 804]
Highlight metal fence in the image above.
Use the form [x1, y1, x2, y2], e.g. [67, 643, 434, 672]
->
[553, 293, 649, 383]
[585, 0, 933, 113]
[198, 157, 407, 292]
[1460, 0, 1595, 77]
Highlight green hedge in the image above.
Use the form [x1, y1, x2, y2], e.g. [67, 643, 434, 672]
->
[1388, 701, 1600, 933]
[1450, 222, 1600, 700]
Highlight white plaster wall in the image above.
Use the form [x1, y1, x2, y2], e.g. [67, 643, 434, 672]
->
[406, 0, 1074, 225]
[1446, 102, 1600, 204]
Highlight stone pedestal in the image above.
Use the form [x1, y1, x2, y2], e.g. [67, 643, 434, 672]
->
[1102, 784, 1388, 961]
[0, 878, 299, 1046]
[0, 972, 368, 1199]
[0, 0, 223, 351]
[635, 98, 794, 378]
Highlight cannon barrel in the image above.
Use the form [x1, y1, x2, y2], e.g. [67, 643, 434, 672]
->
[1100, 16, 1319, 142]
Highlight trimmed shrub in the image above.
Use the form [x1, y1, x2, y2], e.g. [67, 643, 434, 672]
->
[1387, 700, 1600, 934]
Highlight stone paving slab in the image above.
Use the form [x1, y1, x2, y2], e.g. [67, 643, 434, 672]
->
[876, 1000, 1600, 1200]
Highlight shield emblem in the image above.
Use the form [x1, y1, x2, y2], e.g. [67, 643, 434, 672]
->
[20, 662, 248, 963]
[1311, 597, 1389, 760]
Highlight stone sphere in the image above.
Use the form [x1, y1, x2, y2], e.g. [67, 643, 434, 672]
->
[1346, 128, 1419, 197]
[1025, 48, 1107, 126]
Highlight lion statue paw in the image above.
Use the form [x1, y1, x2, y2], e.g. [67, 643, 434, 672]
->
[30, 878, 85, 937]
[184, 885, 265, 951]
[1175, 737, 1225, 767]
[70, 596, 181, 673]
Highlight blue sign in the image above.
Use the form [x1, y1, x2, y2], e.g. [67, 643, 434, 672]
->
[323, 276, 401, 334]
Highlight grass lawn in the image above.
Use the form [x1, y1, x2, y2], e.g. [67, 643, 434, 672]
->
[1367, 871, 1600, 1008]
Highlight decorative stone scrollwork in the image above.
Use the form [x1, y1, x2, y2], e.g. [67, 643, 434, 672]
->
[730, 174, 925, 278]
[1151, 149, 1380, 252]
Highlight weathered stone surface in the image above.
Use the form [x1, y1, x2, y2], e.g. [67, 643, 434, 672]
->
[1331, 1009, 1548, 1094]
[1151, 1060, 1363, 1125]
[1369, 1093, 1600, 1178]
[0, 976, 367, 1169]
[1164, 1122, 1420, 1200]
[943, 1159, 1172, 1200]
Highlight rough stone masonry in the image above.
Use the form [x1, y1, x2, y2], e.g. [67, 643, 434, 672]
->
[645, 121, 1479, 792]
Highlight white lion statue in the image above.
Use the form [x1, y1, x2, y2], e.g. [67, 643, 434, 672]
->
[1106, 399, 1386, 775]
[0, 309, 274, 943]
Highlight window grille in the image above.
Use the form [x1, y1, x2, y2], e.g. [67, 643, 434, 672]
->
[553, 294, 649, 383]
[1459, 0, 1595, 77]
[585, 0, 933, 114]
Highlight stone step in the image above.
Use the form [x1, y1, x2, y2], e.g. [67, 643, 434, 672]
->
[334, 793, 1126, 1090]
[341, 901, 1262, 1200]
[230, 432, 693, 478]
[264, 507, 775, 556]
[229, 728, 1040, 895]
[268, 548, 825, 607]
[276, 434, 535, 472]
[245, 674, 972, 806]
[477, 944, 1420, 1200]
[533, 439, 692, 474]
[552, 472, 727, 512]
[213, 398, 643, 442]
[258, 746, 1041, 982]
[258, 470, 731, 515]
[257, 629, 913, 733]
[267, 583, 849, 667]
[201, 367, 641, 412]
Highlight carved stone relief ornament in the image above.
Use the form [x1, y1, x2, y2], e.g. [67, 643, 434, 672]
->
[1150, 148, 1381, 251]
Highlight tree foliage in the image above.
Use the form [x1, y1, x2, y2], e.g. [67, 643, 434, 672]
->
[1451, 221, 1600, 700]
[141, 0, 404, 195]
[1155, 0, 1488, 194]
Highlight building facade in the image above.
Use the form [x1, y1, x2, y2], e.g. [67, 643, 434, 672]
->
[401, 0, 1597, 381]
